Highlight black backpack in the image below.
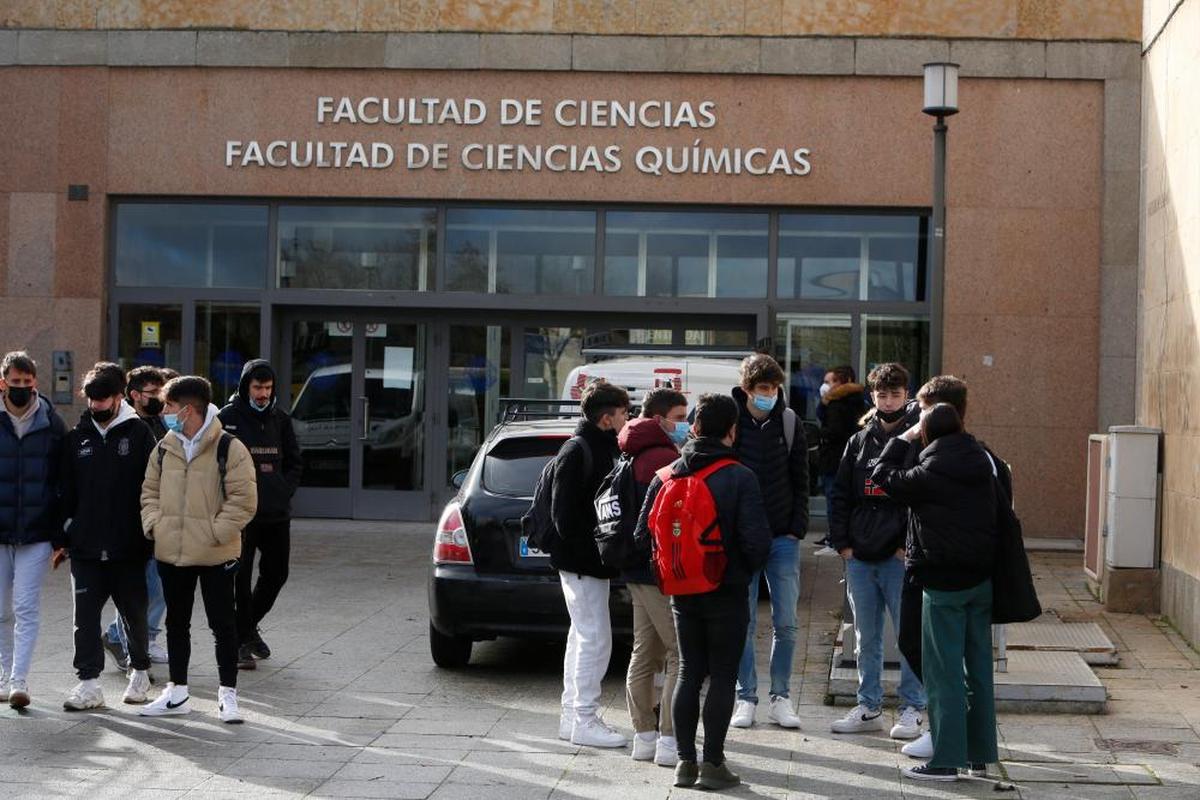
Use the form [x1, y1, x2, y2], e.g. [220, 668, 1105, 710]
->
[592, 453, 642, 569]
[521, 436, 592, 556]
[157, 432, 234, 500]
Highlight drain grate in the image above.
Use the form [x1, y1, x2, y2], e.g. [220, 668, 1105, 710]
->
[1095, 738, 1180, 756]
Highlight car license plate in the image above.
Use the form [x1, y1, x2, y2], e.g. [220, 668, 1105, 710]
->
[519, 536, 549, 558]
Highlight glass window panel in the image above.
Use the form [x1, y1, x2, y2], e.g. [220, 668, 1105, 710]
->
[446, 209, 595, 295]
[288, 320, 353, 488]
[277, 206, 435, 290]
[363, 324, 426, 491]
[773, 314, 853, 421]
[683, 329, 751, 348]
[115, 204, 268, 288]
[605, 211, 767, 298]
[862, 316, 931, 392]
[195, 304, 260, 404]
[522, 327, 585, 400]
[449, 325, 511, 484]
[779, 236, 859, 300]
[778, 214, 925, 301]
[867, 236, 922, 301]
[117, 305, 182, 372]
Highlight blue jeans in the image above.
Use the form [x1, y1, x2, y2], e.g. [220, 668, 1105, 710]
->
[737, 536, 800, 702]
[106, 558, 165, 651]
[845, 556, 926, 711]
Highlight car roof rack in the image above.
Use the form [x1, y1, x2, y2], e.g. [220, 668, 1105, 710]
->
[499, 398, 583, 422]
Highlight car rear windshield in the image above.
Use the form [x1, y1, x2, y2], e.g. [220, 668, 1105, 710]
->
[483, 436, 567, 497]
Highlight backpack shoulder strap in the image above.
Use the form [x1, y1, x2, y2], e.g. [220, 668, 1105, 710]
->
[216, 431, 233, 501]
[782, 407, 797, 452]
[156, 441, 167, 472]
[692, 458, 739, 482]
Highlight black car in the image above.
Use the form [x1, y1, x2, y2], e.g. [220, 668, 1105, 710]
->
[427, 417, 634, 668]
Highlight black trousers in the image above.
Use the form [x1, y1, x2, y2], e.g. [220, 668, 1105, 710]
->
[898, 574, 924, 682]
[157, 559, 240, 688]
[236, 518, 291, 643]
[671, 584, 750, 766]
[71, 558, 150, 679]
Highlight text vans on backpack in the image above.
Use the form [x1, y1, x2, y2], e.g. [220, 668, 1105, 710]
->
[592, 452, 641, 569]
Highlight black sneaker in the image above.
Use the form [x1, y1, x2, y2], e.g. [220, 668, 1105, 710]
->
[237, 643, 257, 671]
[249, 629, 270, 660]
[103, 635, 130, 672]
[673, 760, 698, 788]
[903, 764, 959, 782]
[699, 761, 741, 790]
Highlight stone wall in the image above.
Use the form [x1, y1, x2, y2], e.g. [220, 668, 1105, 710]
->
[1140, 0, 1200, 646]
[0, 0, 1142, 41]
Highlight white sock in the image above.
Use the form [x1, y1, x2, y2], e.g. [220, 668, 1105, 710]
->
[81, 678, 101, 690]
[634, 731, 658, 742]
[170, 684, 188, 702]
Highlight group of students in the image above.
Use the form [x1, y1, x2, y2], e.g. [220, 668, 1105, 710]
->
[0, 351, 301, 723]
[538, 353, 1007, 790]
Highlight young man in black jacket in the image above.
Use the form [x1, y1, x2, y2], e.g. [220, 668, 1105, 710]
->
[817, 365, 866, 514]
[635, 393, 772, 790]
[217, 359, 302, 669]
[827, 363, 926, 739]
[58, 363, 157, 711]
[550, 379, 629, 749]
[729, 354, 808, 730]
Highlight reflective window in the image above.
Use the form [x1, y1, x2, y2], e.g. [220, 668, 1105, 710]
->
[604, 211, 767, 298]
[196, 304, 260, 404]
[445, 209, 595, 294]
[774, 314, 853, 420]
[289, 321, 353, 488]
[522, 327, 585, 399]
[117, 304, 182, 372]
[778, 215, 925, 301]
[278, 206, 435, 290]
[483, 436, 567, 497]
[114, 204, 268, 288]
[862, 316, 931, 392]
[448, 325, 511, 483]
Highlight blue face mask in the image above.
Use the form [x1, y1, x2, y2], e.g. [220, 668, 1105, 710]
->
[164, 413, 183, 434]
[752, 393, 777, 412]
[251, 397, 271, 412]
[668, 421, 691, 445]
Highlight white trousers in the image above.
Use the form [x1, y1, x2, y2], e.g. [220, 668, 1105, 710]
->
[560, 572, 613, 723]
[0, 542, 52, 682]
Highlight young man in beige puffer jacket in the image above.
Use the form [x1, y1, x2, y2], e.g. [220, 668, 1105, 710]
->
[138, 376, 257, 723]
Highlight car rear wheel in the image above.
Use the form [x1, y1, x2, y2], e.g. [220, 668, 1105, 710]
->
[429, 622, 472, 668]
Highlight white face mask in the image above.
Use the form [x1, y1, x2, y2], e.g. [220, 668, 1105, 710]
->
[819, 382, 832, 398]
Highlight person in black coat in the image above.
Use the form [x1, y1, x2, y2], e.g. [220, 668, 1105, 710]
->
[217, 359, 302, 669]
[728, 354, 808, 730]
[58, 363, 157, 711]
[817, 365, 867, 508]
[0, 351, 66, 709]
[634, 392, 772, 790]
[871, 403, 999, 782]
[549, 379, 629, 749]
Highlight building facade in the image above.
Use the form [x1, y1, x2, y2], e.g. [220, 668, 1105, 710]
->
[0, 2, 1142, 538]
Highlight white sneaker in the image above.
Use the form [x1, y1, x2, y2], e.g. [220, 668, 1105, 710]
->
[571, 716, 627, 748]
[632, 731, 658, 761]
[830, 704, 886, 734]
[139, 682, 190, 716]
[123, 669, 151, 704]
[217, 686, 243, 724]
[148, 641, 169, 664]
[654, 735, 679, 767]
[902, 730, 934, 759]
[63, 679, 105, 711]
[767, 695, 801, 728]
[8, 679, 30, 709]
[730, 699, 756, 728]
[558, 713, 573, 741]
[890, 705, 923, 740]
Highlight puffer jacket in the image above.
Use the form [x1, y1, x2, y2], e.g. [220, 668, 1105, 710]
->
[730, 386, 809, 538]
[634, 437, 772, 588]
[818, 382, 867, 475]
[218, 359, 303, 523]
[140, 411, 257, 567]
[617, 416, 682, 585]
[871, 432, 998, 591]
[827, 401, 919, 561]
[0, 394, 67, 545]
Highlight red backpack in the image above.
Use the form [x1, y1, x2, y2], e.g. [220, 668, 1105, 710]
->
[647, 459, 738, 596]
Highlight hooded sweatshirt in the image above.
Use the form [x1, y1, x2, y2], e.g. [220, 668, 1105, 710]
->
[634, 437, 772, 588]
[617, 416, 682, 585]
[58, 401, 156, 560]
[218, 359, 303, 523]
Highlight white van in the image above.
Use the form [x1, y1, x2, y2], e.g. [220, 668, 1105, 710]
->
[559, 357, 743, 408]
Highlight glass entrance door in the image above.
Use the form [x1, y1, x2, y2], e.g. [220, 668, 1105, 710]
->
[283, 314, 430, 520]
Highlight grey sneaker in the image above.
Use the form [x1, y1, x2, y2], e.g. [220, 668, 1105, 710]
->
[699, 761, 741, 790]
[674, 760, 698, 788]
[102, 635, 130, 672]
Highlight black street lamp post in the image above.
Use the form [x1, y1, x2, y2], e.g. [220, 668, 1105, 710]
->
[923, 62, 959, 376]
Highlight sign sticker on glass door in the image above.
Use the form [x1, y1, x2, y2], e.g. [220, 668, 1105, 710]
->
[384, 346, 414, 389]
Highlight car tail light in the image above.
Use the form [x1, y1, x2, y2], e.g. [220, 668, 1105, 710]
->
[433, 503, 473, 565]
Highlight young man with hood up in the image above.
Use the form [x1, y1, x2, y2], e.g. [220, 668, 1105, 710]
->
[827, 362, 927, 740]
[57, 362, 157, 711]
[218, 359, 302, 670]
[618, 387, 690, 767]
[139, 376, 257, 723]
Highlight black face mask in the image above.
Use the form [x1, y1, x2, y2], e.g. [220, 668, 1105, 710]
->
[142, 397, 164, 416]
[6, 386, 33, 408]
[91, 406, 116, 423]
[877, 407, 907, 424]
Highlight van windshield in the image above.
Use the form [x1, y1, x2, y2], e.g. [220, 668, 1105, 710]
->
[292, 373, 352, 421]
[483, 436, 567, 497]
